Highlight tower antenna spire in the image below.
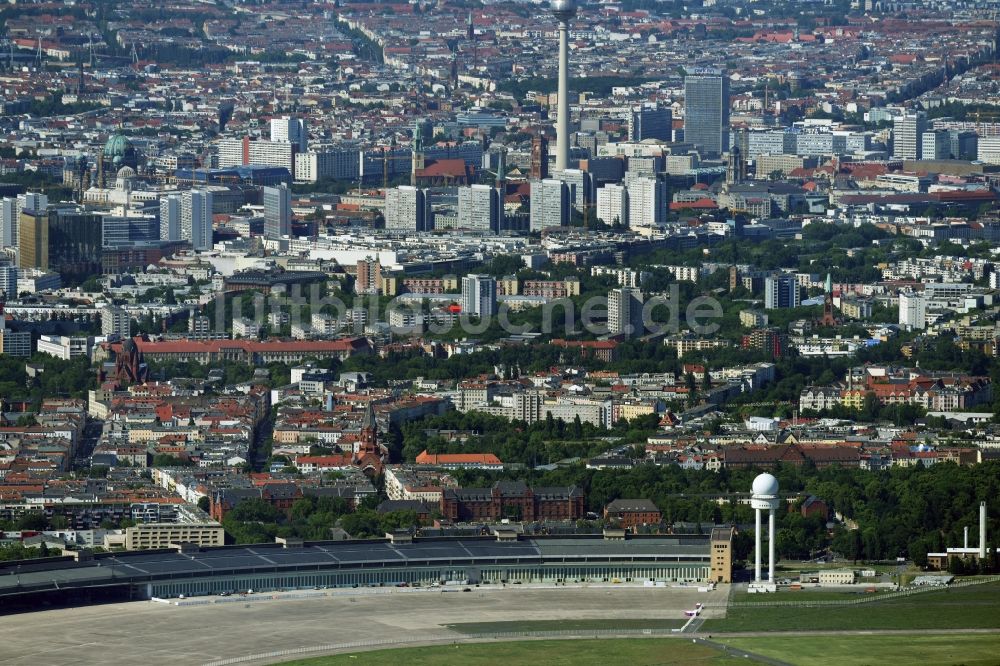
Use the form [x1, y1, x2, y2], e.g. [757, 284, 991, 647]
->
[549, 0, 578, 172]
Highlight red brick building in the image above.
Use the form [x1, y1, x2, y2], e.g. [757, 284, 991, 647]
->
[800, 496, 829, 520]
[604, 498, 662, 529]
[551, 339, 619, 362]
[440, 481, 585, 522]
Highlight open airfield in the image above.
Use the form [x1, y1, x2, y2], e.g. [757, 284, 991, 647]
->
[275, 634, 1000, 666]
[0, 585, 722, 666]
[2, 582, 1000, 666]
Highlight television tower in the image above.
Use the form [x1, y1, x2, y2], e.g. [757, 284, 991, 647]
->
[550, 0, 577, 172]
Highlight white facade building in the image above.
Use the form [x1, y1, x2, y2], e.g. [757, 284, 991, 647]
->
[529, 179, 569, 232]
[294, 149, 360, 182]
[626, 176, 667, 228]
[101, 306, 131, 339]
[977, 136, 1000, 166]
[596, 184, 628, 227]
[461, 274, 497, 317]
[893, 112, 927, 160]
[899, 290, 926, 330]
[608, 287, 643, 337]
[384, 186, 428, 232]
[457, 184, 499, 233]
[270, 116, 308, 152]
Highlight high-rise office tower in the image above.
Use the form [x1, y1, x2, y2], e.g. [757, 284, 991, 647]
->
[461, 274, 497, 317]
[898, 290, 926, 330]
[160, 194, 181, 241]
[529, 178, 569, 232]
[270, 116, 308, 152]
[384, 185, 429, 232]
[628, 104, 672, 142]
[458, 184, 499, 233]
[921, 130, 950, 161]
[18, 206, 102, 282]
[608, 287, 643, 338]
[181, 190, 213, 251]
[552, 168, 592, 211]
[0, 261, 16, 298]
[764, 275, 800, 310]
[684, 69, 730, 158]
[2, 192, 48, 251]
[949, 129, 978, 160]
[0, 198, 15, 249]
[893, 112, 927, 160]
[625, 176, 667, 228]
[356, 257, 381, 295]
[263, 184, 292, 238]
[19, 193, 48, 216]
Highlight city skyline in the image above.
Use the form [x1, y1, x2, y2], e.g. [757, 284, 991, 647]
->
[1, 1, 999, 662]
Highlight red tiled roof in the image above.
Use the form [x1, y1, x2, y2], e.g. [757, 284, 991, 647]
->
[414, 451, 502, 465]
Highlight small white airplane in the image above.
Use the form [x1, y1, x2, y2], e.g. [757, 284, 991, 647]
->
[683, 603, 704, 617]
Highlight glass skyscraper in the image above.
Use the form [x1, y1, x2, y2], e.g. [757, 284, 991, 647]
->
[684, 69, 730, 158]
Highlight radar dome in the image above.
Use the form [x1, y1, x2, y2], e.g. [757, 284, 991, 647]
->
[752, 472, 779, 497]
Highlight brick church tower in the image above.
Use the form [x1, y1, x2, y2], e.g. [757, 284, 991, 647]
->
[353, 401, 385, 475]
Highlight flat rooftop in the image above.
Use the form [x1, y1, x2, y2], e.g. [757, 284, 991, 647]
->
[0, 534, 714, 597]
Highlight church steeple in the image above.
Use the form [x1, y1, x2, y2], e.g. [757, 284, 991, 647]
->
[361, 400, 376, 436]
[354, 400, 384, 475]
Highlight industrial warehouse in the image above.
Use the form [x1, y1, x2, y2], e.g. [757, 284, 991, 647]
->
[0, 530, 734, 610]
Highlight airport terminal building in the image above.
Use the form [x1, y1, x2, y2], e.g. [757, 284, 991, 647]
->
[0, 530, 734, 610]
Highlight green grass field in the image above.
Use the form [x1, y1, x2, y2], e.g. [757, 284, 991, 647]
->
[705, 582, 1000, 632]
[278, 639, 745, 666]
[721, 634, 1000, 666]
[444, 619, 683, 634]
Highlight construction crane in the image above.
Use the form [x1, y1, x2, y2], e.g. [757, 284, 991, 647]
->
[380, 149, 414, 190]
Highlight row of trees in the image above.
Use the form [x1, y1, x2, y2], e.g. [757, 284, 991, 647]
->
[211, 433, 1000, 566]
[219, 495, 420, 544]
[0, 354, 96, 407]
[445, 460, 1000, 565]
[400, 410, 660, 466]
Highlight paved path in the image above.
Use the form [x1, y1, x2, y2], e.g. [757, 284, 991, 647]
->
[692, 637, 794, 666]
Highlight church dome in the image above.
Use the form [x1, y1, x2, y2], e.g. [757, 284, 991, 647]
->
[102, 132, 138, 170]
[116, 166, 136, 179]
[104, 133, 133, 157]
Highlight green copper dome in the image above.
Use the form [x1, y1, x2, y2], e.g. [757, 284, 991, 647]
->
[103, 133, 137, 164]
